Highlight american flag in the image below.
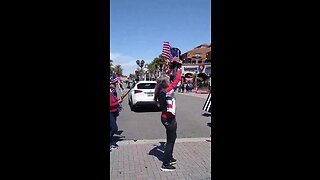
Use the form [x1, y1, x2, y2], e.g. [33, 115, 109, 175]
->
[162, 41, 172, 61]
[162, 42, 182, 63]
[111, 74, 122, 84]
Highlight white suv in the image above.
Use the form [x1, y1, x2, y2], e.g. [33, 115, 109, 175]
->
[128, 81, 158, 111]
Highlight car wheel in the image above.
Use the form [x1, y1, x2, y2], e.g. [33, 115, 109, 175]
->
[130, 98, 135, 111]
[156, 102, 161, 111]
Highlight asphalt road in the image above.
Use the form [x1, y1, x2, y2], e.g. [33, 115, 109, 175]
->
[113, 88, 211, 141]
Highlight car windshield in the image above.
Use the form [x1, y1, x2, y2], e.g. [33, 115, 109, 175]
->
[137, 83, 156, 89]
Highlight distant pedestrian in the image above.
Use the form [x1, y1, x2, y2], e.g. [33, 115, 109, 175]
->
[177, 82, 182, 93]
[183, 83, 187, 93]
[180, 82, 184, 93]
[188, 82, 193, 92]
[186, 82, 191, 93]
[110, 77, 123, 152]
[154, 65, 181, 171]
[175, 81, 181, 92]
[117, 77, 124, 93]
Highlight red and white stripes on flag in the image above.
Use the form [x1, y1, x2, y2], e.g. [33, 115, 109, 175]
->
[116, 76, 122, 84]
[162, 41, 172, 61]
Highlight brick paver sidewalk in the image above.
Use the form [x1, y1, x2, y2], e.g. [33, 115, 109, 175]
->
[110, 138, 211, 180]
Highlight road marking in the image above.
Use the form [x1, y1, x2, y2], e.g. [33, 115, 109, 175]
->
[116, 137, 211, 145]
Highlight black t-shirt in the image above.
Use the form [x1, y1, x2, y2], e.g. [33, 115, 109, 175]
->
[159, 89, 167, 112]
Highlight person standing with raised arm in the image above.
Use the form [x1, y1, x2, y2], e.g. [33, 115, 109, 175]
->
[154, 61, 181, 171]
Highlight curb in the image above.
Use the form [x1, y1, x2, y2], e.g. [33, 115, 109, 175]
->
[177, 92, 208, 99]
[196, 91, 209, 94]
[116, 137, 211, 145]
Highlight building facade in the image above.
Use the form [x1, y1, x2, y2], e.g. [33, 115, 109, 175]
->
[180, 43, 212, 83]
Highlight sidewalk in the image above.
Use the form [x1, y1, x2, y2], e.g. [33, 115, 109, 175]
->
[176, 91, 209, 99]
[110, 138, 212, 180]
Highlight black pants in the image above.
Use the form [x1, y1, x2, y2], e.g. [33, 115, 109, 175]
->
[110, 112, 118, 143]
[161, 116, 177, 165]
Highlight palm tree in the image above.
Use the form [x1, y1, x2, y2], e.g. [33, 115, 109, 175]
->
[147, 61, 157, 79]
[113, 64, 123, 76]
[135, 68, 143, 78]
[153, 56, 165, 77]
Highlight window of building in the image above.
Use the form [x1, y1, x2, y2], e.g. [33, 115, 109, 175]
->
[193, 54, 201, 58]
[198, 60, 202, 64]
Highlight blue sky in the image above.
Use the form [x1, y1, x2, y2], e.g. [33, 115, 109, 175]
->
[110, 0, 211, 76]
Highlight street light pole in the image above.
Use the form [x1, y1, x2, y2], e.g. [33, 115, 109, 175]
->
[195, 71, 198, 91]
[144, 70, 148, 81]
[159, 63, 164, 77]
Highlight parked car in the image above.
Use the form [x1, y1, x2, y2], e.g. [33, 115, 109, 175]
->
[128, 81, 159, 111]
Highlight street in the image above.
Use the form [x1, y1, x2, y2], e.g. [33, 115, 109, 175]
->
[113, 88, 211, 141]
[110, 88, 212, 179]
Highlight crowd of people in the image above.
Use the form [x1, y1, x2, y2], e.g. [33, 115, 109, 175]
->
[109, 60, 211, 171]
[176, 81, 194, 93]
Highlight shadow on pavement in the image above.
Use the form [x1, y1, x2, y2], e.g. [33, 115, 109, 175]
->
[202, 113, 211, 117]
[111, 130, 139, 144]
[148, 142, 165, 162]
[132, 106, 161, 113]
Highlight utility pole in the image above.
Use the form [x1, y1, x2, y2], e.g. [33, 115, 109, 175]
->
[195, 70, 198, 91]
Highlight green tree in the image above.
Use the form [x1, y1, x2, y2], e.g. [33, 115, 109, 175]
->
[147, 63, 156, 74]
[147, 56, 165, 78]
[135, 68, 143, 78]
[113, 64, 123, 76]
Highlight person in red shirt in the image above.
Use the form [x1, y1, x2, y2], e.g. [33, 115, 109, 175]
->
[110, 78, 123, 152]
[154, 61, 181, 171]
